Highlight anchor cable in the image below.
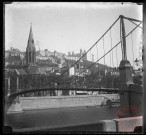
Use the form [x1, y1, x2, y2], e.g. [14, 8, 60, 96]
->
[110, 29, 114, 68]
[131, 33, 135, 68]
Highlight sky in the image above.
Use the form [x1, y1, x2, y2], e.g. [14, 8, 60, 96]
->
[5, 2, 143, 67]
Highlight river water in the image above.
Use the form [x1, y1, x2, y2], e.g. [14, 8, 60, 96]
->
[5, 106, 120, 131]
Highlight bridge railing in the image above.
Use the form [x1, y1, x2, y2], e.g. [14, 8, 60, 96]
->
[8, 87, 119, 98]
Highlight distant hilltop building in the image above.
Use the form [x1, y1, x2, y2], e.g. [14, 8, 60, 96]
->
[5, 48, 26, 67]
[66, 49, 87, 61]
[5, 24, 114, 78]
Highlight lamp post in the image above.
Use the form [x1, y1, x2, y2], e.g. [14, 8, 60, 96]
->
[5, 69, 10, 97]
[134, 58, 143, 71]
[134, 58, 143, 78]
[134, 58, 139, 67]
[16, 74, 20, 102]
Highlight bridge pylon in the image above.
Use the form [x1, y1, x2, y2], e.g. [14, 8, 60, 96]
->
[118, 15, 143, 118]
[5, 96, 23, 114]
[5, 72, 22, 114]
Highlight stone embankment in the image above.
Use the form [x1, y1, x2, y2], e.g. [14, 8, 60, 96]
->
[20, 94, 119, 110]
[13, 116, 143, 133]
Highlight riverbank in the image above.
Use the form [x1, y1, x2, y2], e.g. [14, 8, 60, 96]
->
[19, 94, 118, 110]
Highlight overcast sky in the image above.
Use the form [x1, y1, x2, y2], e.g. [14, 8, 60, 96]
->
[5, 2, 143, 67]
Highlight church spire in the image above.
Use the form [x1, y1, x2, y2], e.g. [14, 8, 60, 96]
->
[26, 23, 35, 52]
[29, 23, 33, 41]
[26, 23, 36, 66]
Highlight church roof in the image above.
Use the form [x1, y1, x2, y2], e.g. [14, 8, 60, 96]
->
[17, 69, 27, 75]
[26, 66, 38, 75]
[8, 69, 27, 76]
[35, 68, 46, 75]
[26, 24, 36, 52]
[7, 55, 21, 62]
[26, 66, 46, 75]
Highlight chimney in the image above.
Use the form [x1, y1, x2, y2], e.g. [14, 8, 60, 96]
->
[80, 49, 82, 57]
[83, 50, 87, 60]
[92, 54, 94, 62]
[54, 51, 56, 59]
[68, 52, 71, 56]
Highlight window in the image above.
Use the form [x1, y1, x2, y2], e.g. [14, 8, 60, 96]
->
[32, 53, 34, 62]
[29, 52, 31, 62]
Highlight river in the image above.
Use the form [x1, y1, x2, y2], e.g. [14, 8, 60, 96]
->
[5, 105, 120, 132]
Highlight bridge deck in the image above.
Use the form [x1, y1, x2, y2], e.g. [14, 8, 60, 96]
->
[8, 88, 119, 98]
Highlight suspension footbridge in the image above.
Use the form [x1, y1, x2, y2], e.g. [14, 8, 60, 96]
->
[4, 15, 143, 132]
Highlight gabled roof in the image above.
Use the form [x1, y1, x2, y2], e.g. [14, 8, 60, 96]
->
[7, 55, 21, 61]
[26, 66, 38, 75]
[17, 69, 27, 75]
[5, 51, 10, 59]
[45, 70, 51, 75]
[26, 66, 46, 75]
[69, 53, 81, 57]
[9, 69, 15, 73]
[35, 68, 46, 75]
[8, 69, 27, 75]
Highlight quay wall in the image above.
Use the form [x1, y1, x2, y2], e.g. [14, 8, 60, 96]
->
[13, 116, 142, 132]
[19, 94, 118, 110]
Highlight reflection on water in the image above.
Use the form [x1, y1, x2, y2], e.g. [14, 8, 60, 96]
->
[5, 106, 119, 130]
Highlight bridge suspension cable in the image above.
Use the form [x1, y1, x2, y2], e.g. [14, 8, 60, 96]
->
[131, 33, 135, 68]
[9, 17, 142, 96]
[71, 21, 142, 78]
[123, 16, 142, 23]
[90, 49, 92, 62]
[96, 44, 98, 61]
[59, 20, 142, 87]
[57, 16, 120, 78]
[110, 29, 114, 68]
[127, 19, 142, 29]
[49, 16, 142, 85]
[116, 45, 118, 67]
[102, 36, 105, 65]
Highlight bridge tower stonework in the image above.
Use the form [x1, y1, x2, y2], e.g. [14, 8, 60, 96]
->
[118, 15, 143, 117]
[5, 70, 23, 114]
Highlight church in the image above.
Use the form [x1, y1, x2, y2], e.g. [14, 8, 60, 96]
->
[5, 24, 49, 95]
[24, 24, 46, 75]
